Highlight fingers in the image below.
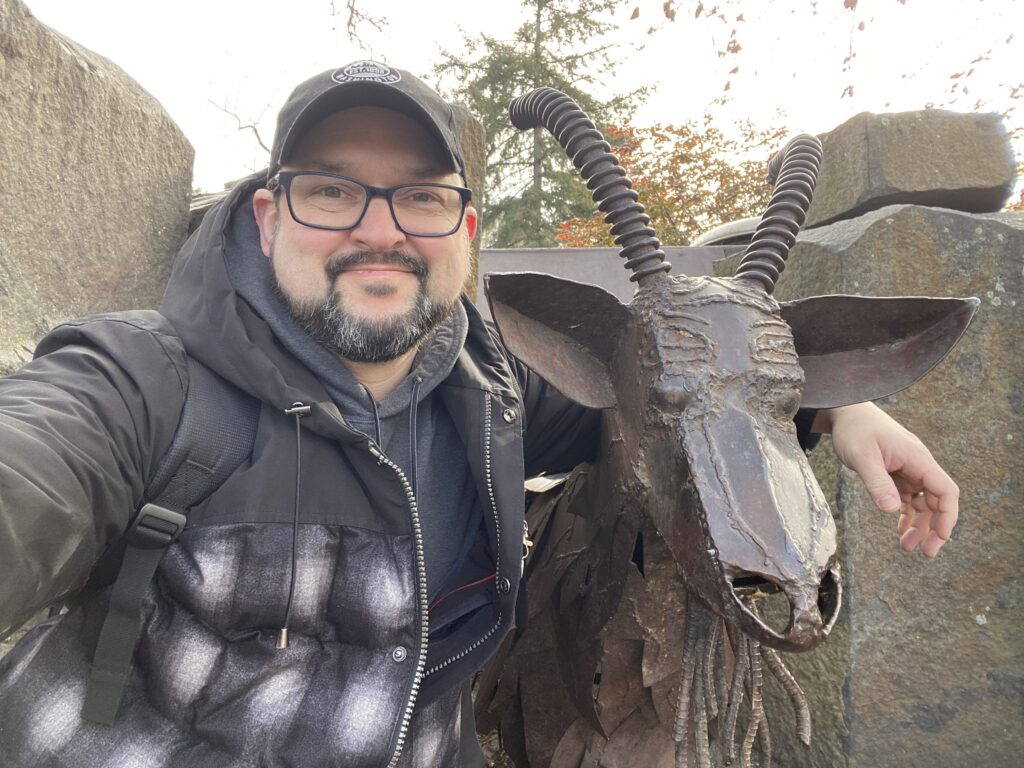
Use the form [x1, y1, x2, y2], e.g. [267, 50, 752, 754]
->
[897, 488, 956, 557]
[872, 433, 959, 556]
[901, 462, 959, 557]
[898, 494, 932, 552]
[829, 402, 960, 556]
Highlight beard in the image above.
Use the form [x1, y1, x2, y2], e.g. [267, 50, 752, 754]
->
[272, 249, 458, 363]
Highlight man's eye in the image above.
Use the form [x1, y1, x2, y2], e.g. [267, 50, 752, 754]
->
[397, 188, 444, 206]
[314, 185, 349, 199]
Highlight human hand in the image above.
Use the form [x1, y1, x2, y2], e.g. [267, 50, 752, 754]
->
[813, 402, 959, 557]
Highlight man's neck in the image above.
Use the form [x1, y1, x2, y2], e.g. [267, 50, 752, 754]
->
[340, 347, 418, 401]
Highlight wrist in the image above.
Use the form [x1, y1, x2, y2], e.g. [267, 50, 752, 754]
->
[812, 401, 877, 434]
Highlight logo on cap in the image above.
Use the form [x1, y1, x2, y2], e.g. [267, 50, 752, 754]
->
[332, 61, 402, 84]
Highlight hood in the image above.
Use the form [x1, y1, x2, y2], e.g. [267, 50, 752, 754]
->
[160, 174, 466, 443]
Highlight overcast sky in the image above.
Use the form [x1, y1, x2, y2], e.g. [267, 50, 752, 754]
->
[25, 0, 1022, 192]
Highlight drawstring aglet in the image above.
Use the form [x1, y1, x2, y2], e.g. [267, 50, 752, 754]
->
[276, 628, 289, 649]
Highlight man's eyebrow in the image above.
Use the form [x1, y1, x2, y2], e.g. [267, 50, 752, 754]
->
[301, 160, 350, 175]
[292, 161, 456, 182]
[408, 165, 454, 180]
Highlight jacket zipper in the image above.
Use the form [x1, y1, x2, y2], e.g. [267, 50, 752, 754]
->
[424, 393, 504, 677]
[368, 443, 430, 768]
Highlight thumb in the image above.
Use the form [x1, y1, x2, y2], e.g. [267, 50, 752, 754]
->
[847, 450, 901, 513]
[862, 471, 901, 512]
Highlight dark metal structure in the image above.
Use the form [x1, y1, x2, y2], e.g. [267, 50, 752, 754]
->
[477, 88, 978, 766]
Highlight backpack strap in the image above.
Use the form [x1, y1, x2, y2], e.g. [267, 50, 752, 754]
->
[81, 358, 259, 725]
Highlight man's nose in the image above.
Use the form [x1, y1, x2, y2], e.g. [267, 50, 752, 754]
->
[349, 197, 406, 252]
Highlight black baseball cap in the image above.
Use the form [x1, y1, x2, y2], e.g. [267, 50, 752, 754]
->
[268, 60, 466, 180]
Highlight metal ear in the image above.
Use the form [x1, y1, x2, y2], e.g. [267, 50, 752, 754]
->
[485, 272, 630, 409]
[781, 294, 980, 409]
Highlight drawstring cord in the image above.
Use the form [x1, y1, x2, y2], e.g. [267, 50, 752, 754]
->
[363, 378, 422, 498]
[278, 402, 310, 649]
[409, 377, 422, 499]
[363, 386, 382, 447]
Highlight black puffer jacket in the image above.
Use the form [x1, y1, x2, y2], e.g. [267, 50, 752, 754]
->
[0, 176, 599, 767]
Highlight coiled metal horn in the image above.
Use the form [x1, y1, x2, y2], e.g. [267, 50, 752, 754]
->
[734, 134, 823, 293]
[508, 87, 671, 285]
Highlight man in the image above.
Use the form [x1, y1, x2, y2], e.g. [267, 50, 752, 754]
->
[0, 61, 958, 766]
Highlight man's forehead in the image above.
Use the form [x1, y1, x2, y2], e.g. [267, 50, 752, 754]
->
[286, 106, 457, 174]
[287, 158, 456, 182]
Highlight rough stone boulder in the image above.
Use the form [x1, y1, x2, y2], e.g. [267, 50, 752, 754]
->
[805, 110, 1016, 229]
[719, 204, 1022, 767]
[0, 0, 193, 375]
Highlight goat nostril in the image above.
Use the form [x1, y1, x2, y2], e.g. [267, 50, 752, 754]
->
[730, 574, 780, 597]
[818, 565, 843, 633]
[729, 572, 792, 636]
[728, 567, 839, 648]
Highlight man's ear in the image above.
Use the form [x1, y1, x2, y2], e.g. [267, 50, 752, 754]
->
[464, 204, 478, 242]
[252, 188, 278, 258]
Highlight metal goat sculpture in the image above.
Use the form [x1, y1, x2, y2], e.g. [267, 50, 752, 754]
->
[476, 88, 978, 767]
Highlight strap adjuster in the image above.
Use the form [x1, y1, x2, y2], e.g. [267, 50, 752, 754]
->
[125, 503, 187, 549]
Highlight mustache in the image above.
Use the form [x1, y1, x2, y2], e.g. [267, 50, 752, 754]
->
[325, 251, 428, 282]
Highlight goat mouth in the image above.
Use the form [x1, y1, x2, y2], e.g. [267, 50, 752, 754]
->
[725, 563, 842, 652]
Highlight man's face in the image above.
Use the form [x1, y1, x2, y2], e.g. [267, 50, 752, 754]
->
[252, 106, 477, 363]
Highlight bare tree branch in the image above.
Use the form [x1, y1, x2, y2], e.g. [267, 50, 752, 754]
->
[328, 0, 387, 51]
[209, 100, 271, 154]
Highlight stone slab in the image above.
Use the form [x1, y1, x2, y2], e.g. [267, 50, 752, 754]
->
[806, 110, 1016, 229]
[0, 0, 193, 374]
[720, 204, 1023, 767]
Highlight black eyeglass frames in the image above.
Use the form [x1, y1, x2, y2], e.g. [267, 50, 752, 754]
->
[269, 171, 472, 237]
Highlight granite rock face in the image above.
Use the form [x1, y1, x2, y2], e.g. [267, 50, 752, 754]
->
[721, 204, 1023, 767]
[0, 0, 193, 374]
[806, 110, 1016, 229]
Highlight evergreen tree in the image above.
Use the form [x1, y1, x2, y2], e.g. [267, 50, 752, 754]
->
[436, 0, 644, 247]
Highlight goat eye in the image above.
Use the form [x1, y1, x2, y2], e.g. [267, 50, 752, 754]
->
[652, 380, 692, 409]
[773, 390, 802, 418]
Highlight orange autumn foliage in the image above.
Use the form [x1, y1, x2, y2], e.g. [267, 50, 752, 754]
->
[556, 118, 786, 247]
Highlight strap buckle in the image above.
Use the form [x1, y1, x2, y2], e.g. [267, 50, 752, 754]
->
[125, 503, 187, 549]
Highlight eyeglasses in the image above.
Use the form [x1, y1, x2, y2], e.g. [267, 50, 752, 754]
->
[270, 171, 472, 237]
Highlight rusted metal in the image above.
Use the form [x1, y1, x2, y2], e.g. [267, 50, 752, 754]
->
[508, 87, 671, 284]
[736, 135, 823, 293]
[672, 590, 700, 765]
[724, 634, 749, 765]
[478, 87, 979, 767]
[781, 294, 980, 409]
[763, 646, 811, 748]
[694, 670, 713, 768]
[703, 617, 721, 722]
[741, 640, 765, 768]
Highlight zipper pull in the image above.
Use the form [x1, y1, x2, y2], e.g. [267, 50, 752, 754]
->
[522, 520, 534, 561]
[369, 444, 385, 465]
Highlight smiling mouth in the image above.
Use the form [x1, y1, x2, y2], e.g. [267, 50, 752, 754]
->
[326, 251, 428, 282]
[343, 266, 412, 275]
